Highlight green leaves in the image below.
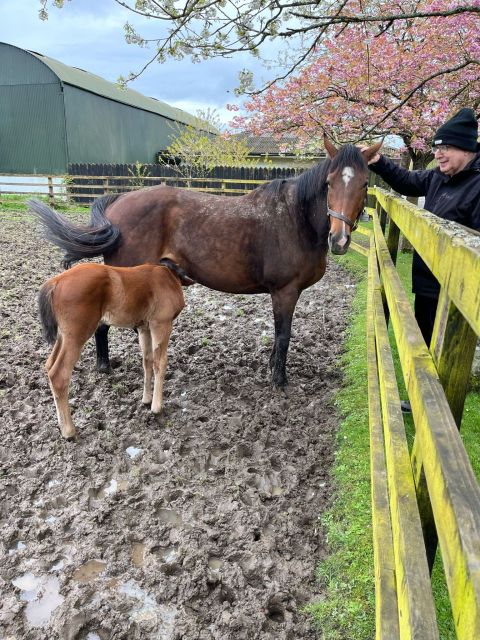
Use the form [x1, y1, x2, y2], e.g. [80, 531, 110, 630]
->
[159, 109, 257, 178]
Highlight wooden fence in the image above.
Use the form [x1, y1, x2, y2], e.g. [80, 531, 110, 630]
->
[67, 163, 303, 203]
[0, 167, 303, 204]
[366, 187, 480, 639]
[0, 162, 381, 204]
[0, 175, 64, 203]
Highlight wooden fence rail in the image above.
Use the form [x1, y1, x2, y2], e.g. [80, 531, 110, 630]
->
[367, 186, 480, 639]
[0, 173, 292, 203]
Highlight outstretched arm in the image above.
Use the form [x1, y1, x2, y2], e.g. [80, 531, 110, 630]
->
[366, 154, 434, 198]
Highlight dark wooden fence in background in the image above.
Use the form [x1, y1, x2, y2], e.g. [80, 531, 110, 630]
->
[0, 161, 395, 205]
[67, 163, 304, 203]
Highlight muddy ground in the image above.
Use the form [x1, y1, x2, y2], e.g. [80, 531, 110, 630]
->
[0, 210, 356, 640]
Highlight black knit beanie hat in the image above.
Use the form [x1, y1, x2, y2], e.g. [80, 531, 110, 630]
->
[432, 108, 479, 152]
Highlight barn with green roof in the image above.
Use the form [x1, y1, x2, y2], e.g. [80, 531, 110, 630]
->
[0, 42, 208, 174]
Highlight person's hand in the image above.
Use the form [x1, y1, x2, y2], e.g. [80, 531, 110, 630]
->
[359, 145, 381, 165]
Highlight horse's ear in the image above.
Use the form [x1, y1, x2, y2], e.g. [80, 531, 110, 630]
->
[323, 135, 338, 159]
[361, 140, 383, 162]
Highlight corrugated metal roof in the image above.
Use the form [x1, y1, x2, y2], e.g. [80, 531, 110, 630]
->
[27, 49, 214, 131]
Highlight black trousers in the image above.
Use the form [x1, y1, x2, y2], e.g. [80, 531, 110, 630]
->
[414, 294, 439, 346]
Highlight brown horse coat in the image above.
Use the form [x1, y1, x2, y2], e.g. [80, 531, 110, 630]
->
[39, 263, 184, 439]
[31, 139, 382, 386]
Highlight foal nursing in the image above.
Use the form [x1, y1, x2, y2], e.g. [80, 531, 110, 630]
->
[39, 262, 185, 439]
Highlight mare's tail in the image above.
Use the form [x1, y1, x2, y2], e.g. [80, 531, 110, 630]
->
[28, 195, 122, 268]
[38, 283, 58, 345]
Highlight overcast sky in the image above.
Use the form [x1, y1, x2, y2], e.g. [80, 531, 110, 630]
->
[0, 0, 275, 125]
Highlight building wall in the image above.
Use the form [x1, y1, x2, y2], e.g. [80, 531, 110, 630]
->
[0, 45, 67, 173]
[0, 42, 191, 174]
[63, 86, 183, 165]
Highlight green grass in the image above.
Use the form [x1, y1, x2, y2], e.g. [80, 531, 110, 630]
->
[308, 240, 480, 638]
[0, 193, 88, 218]
[306, 249, 374, 639]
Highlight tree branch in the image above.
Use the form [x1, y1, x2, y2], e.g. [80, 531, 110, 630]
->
[357, 59, 480, 142]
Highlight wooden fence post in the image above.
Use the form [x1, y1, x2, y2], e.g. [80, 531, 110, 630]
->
[48, 176, 54, 206]
[378, 200, 387, 233]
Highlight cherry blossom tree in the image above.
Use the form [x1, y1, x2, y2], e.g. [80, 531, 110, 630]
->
[40, 1, 479, 165]
[229, 3, 480, 167]
[39, 1, 479, 93]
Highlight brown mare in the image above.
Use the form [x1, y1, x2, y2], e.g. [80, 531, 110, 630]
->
[38, 262, 185, 439]
[31, 137, 381, 387]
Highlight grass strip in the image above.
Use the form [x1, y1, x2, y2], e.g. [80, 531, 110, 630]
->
[307, 249, 374, 639]
[0, 193, 88, 217]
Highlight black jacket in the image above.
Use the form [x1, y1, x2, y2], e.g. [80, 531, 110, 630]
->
[370, 153, 480, 297]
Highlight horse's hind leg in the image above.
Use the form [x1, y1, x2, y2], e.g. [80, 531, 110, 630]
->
[46, 336, 62, 371]
[138, 327, 154, 405]
[270, 287, 300, 388]
[150, 321, 173, 414]
[47, 337, 83, 439]
[95, 324, 110, 372]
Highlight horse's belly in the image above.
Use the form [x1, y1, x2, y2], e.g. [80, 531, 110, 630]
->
[192, 271, 269, 295]
[100, 311, 137, 328]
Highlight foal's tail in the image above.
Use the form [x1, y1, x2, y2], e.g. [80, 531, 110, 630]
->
[159, 258, 196, 286]
[28, 195, 122, 268]
[38, 283, 58, 345]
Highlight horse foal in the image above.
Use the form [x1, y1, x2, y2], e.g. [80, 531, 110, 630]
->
[38, 263, 185, 439]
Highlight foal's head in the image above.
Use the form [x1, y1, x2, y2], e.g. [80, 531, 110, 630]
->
[324, 137, 382, 255]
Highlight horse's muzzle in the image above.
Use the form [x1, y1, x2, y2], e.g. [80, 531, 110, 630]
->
[328, 230, 351, 255]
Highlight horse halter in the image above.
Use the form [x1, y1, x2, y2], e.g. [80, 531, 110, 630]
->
[327, 207, 362, 232]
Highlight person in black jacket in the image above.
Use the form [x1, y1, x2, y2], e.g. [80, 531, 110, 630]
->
[366, 107, 480, 412]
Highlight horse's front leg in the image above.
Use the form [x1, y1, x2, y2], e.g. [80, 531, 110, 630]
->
[149, 321, 173, 414]
[138, 327, 153, 406]
[95, 324, 110, 372]
[270, 287, 300, 388]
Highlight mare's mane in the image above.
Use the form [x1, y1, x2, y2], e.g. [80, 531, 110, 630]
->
[258, 144, 367, 224]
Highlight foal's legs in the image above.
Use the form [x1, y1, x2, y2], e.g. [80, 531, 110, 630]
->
[95, 324, 110, 372]
[46, 336, 62, 372]
[46, 336, 84, 439]
[149, 321, 173, 414]
[270, 286, 300, 388]
[138, 327, 154, 405]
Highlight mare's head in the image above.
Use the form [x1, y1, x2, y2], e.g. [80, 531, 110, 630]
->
[324, 137, 382, 255]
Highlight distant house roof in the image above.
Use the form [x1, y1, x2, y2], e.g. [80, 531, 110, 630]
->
[27, 49, 215, 131]
[234, 133, 323, 156]
[235, 132, 400, 158]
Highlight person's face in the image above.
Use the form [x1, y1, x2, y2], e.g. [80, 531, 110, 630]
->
[433, 145, 475, 176]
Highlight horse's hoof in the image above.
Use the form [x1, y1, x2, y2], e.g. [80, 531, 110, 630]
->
[271, 373, 288, 388]
[61, 429, 77, 440]
[96, 361, 111, 374]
